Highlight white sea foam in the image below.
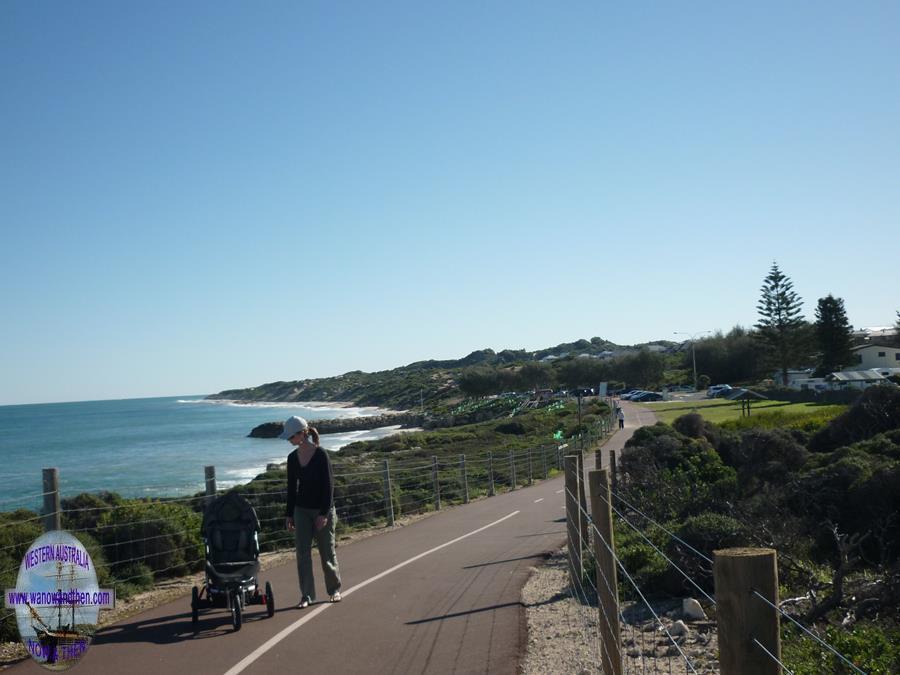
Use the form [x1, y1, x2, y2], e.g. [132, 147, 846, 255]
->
[223, 465, 269, 480]
[319, 424, 420, 451]
[177, 398, 392, 417]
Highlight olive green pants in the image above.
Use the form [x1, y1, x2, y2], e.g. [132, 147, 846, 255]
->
[293, 506, 341, 602]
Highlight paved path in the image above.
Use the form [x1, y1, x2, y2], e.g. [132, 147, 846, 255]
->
[10, 403, 656, 675]
[593, 400, 657, 471]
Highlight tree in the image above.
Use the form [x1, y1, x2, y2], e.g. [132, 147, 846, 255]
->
[813, 295, 854, 376]
[755, 262, 806, 385]
[458, 367, 498, 398]
[516, 362, 554, 391]
[894, 311, 900, 347]
[689, 326, 768, 385]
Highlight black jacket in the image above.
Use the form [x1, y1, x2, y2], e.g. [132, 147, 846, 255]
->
[285, 446, 334, 517]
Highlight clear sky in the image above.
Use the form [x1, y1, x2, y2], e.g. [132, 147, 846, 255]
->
[2, 1, 898, 405]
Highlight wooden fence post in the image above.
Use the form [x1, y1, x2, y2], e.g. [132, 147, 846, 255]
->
[527, 448, 533, 485]
[509, 449, 516, 489]
[589, 469, 622, 675]
[204, 465, 217, 511]
[595, 448, 603, 470]
[609, 450, 617, 496]
[575, 452, 589, 552]
[382, 459, 395, 526]
[432, 456, 441, 510]
[42, 468, 60, 532]
[564, 455, 583, 587]
[460, 454, 469, 504]
[714, 548, 781, 675]
[541, 445, 548, 479]
[488, 451, 495, 497]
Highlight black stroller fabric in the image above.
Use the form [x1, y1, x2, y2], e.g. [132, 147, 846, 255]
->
[202, 492, 261, 583]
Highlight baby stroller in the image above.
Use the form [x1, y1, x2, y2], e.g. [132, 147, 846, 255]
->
[191, 492, 275, 631]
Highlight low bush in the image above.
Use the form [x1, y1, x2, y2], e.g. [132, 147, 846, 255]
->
[809, 386, 900, 453]
[494, 421, 526, 435]
[112, 562, 156, 600]
[95, 501, 203, 579]
[781, 622, 900, 674]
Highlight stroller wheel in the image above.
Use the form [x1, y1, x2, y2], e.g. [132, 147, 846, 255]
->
[265, 581, 275, 618]
[231, 590, 242, 632]
[191, 586, 199, 627]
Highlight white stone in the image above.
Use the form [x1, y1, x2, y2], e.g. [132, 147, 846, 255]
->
[682, 597, 707, 621]
[667, 619, 689, 637]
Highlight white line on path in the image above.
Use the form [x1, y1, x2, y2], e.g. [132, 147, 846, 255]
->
[223, 510, 521, 675]
[533, 498, 544, 503]
[555, 489, 564, 494]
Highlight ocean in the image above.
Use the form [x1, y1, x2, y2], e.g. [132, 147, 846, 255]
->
[0, 396, 398, 511]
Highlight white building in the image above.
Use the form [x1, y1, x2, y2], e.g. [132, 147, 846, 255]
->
[845, 344, 900, 371]
[827, 369, 889, 390]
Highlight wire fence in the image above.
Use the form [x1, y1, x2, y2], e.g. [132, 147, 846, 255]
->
[556, 451, 872, 675]
[1, 430, 602, 645]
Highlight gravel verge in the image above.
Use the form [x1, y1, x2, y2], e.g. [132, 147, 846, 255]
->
[520, 548, 719, 674]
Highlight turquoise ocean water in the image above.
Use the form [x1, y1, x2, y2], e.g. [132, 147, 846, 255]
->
[0, 396, 396, 510]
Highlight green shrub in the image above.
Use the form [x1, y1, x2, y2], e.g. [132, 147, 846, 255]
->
[113, 562, 155, 600]
[677, 512, 746, 553]
[95, 501, 203, 579]
[61, 491, 125, 532]
[809, 386, 900, 453]
[781, 622, 900, 674]
[494, 421, 526, 435]
[615, 524, 669, 595]
[0, 509, 43, 643]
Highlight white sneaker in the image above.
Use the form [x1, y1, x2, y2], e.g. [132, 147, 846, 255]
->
[297, 597, 311, 609]
[330, 591, 342, 603]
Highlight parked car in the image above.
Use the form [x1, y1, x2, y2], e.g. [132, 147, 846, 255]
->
[621, 390, 647, 400]
[706, 384, 733, 398]
[632, 391, 663, 402]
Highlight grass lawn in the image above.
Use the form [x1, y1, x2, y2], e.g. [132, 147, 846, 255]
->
[640, 398, 847, 427]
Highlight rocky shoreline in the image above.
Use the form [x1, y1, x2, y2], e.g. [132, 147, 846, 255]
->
[248, 412, 426, 438]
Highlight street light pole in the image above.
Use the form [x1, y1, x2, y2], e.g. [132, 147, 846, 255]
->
[674, 331, 711, 391]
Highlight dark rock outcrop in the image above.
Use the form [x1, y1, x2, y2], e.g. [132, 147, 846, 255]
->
[248, 422, 285, 438]
[249, 413, 427, 438]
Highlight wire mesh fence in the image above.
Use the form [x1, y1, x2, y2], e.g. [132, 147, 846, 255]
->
[1, 430, 602, 647]
[551, 451, 873, 675]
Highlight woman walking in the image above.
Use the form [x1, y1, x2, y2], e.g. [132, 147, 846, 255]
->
[282, 416, 342, 607]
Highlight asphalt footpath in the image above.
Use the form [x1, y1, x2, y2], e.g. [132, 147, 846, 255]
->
[9, 402, 653, 675]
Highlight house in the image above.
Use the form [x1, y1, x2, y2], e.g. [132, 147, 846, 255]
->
[827, 369, 888, 390]
[780, 369, 816, 388]
[793, 377, 830, 392]
[852, 325, 898, 342]
[844, 344, 900, 371]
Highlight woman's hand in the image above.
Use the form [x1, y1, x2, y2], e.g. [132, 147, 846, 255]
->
[286, 517, 295, 532]
[314, 514, 327, 532]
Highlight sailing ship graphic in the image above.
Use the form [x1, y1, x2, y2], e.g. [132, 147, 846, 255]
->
[23, 560, 93, 667]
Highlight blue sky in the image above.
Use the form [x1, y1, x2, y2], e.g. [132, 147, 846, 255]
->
[2, 1, 898, 405]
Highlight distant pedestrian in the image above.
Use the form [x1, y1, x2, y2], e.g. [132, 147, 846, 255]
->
[282, 416, 342, 607]
[617, 408, 625, 430]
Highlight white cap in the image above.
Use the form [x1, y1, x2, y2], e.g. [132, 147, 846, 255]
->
[279, 416, 309, 439]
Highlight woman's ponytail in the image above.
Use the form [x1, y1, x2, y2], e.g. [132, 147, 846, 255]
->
[308, 426, 320, 445]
